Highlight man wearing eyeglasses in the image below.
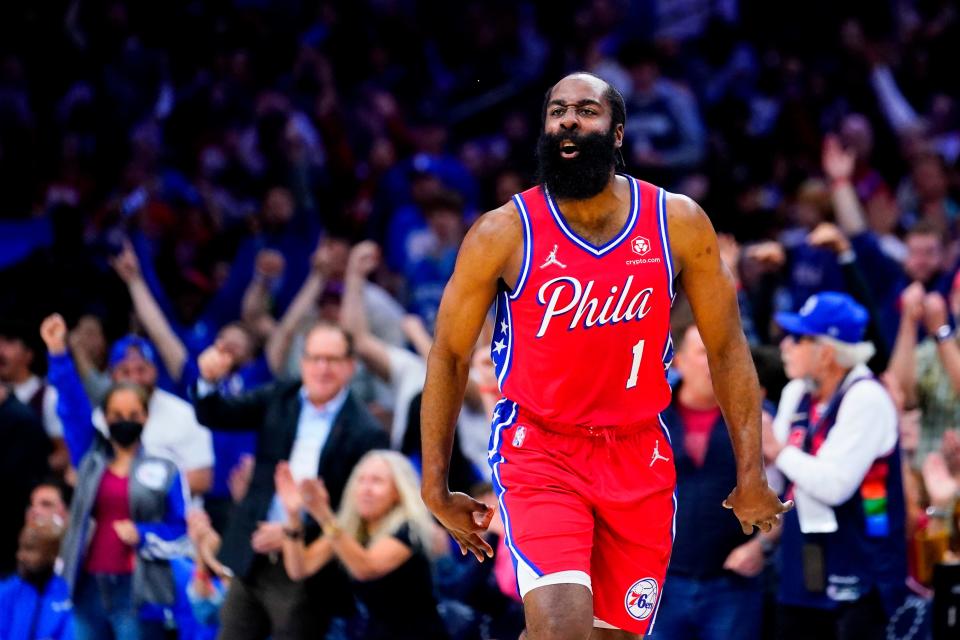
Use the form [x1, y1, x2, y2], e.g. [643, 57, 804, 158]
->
[193, 321, 388, 640]
[764, 292, 906, 640]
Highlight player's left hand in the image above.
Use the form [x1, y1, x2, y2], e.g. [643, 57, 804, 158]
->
[722, 480, 793, 535]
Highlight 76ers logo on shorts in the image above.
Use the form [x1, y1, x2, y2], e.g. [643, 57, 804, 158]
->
[624, 577, 658, 621]
[631, 235, 651, 256]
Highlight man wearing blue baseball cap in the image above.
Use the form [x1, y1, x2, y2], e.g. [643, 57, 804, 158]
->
[762, 292, 906, 639]
[46, 332, 213, 495]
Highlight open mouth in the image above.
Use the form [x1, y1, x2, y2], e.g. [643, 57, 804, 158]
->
[560, 140, 579, 158]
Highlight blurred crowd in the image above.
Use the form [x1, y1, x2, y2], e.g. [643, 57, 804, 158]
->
[2, 1, 960, 639]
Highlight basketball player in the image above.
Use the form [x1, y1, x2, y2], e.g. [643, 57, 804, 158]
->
[420, 73, 791, 639]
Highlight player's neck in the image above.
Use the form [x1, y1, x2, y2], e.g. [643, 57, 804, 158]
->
[552, 172, 624, 227]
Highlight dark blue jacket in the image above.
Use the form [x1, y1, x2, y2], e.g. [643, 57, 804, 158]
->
[661, 388, 756, 579]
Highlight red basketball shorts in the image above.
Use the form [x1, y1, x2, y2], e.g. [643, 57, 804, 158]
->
[488, 399, 677, 635]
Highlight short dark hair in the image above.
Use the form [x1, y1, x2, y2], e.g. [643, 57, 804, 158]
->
[304, 321, 355, 358]
[101, 382, 150, 414]
[541, 72, 626, 129]
[33, 475, 73, 508]
[422, 189, 464, 217]
[907, 219, 946, 245]
[221, 320, 263, 355]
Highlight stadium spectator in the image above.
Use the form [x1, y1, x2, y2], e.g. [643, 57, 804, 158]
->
[654, 320, 769, 639]
[2, 3, 960, 638]
[185, 508, 232, 638]
[434, 482, 524, 640]
[110, 239, 270, 529]
[339, 241, 486, 483]
[0, 384, 51, 578]
[274, 451, 449, 639]
[0, 519, 73, 640]
[765, 293, 906, 639]
[617, 40, 706, 186]
[67, 313, 112, 405]
[403, 189, 468, 329]
[26, 477, 72, 527]
[80, 334, 214, 495]
[888, 277, 960, 466]
[192, 321, 387, 639]
[0, 320, 69, 474]
[42, 313, 190, 640]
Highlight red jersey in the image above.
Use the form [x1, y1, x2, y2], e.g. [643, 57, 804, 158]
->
[492, 175, 675, 427]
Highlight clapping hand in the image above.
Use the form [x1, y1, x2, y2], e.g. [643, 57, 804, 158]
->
[274, 461, 303, 521]
[922, 292, 950, 335]
[941, 430, 960, 478]
[228, 455, 254, 504]
[346, 241, 380, 278]
[300, 477, 335, 525]
[922, 452, 959, 509]
[900, 282, 926, 325]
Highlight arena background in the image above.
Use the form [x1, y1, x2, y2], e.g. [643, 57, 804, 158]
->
[0, 1, 958, 639]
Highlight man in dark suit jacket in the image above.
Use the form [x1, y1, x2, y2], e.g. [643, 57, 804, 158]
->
[652, 323, 771, 640]
[194, 321, 388, 640]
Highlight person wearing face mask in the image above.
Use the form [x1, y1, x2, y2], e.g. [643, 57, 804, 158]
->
[274, 450, 449, 640]
[41, 314, 189, 640]
[0, 519, 74, 640]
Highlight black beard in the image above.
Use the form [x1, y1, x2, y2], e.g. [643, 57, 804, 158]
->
[536, 127, 618, 200]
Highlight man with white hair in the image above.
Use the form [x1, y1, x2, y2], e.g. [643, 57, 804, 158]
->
[763, 291, 906, 640]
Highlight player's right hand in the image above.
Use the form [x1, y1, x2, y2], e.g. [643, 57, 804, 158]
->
[423, 490, 495, 562]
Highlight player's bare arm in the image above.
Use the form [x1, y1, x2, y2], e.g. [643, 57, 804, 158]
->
[667, 193, 793, 534]
[420, 202, 523, 561]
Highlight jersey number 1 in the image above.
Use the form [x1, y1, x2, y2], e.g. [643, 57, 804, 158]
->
[626, 339, 645, 389]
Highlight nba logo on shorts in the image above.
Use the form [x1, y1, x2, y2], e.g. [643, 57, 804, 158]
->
[512, 426, 527, 448]
[624, 578, 658, 621]
[631, 235, 651, 256]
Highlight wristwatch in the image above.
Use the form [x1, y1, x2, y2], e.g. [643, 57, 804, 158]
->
[935, 324, 955, 344]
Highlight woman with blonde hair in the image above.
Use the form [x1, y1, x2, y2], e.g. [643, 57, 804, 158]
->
[275, 449, 449, 639]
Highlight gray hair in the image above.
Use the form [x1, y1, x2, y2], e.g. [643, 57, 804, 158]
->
[818, 336, 876, 368]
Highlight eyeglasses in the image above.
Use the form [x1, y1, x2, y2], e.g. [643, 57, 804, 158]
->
[785, 333, 817, 344]
[302, 353, 351, 365]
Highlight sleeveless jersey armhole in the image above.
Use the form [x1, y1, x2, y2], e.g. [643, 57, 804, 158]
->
[507, 193, 534, 300]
